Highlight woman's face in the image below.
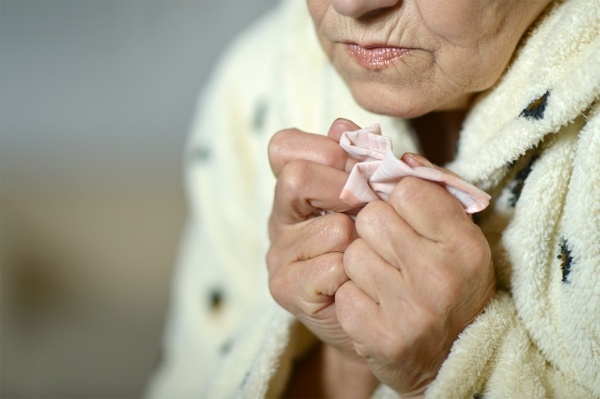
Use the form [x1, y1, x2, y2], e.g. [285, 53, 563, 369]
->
[307, 0, 551, 118]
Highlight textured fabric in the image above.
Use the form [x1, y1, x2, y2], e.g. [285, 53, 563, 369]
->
[145, 0, 600, 398]
[339, 124, 491, 213]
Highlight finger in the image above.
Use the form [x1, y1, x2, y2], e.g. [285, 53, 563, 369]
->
[329, 119, 361, 171]
[354, 200, 425, 271]
[267, 213, 356, 281]
[304, 252, 349, 300]
[270, 252, 349, 315]
[295, 213, 358, 261]
[268, 128, 350, 177]
[343, 238, 402, 304]
[335, 280, 381, 353]
[327, 118, 361, 142]
[401, 153, 460, 178]
[401, 152, 433, 168]
[387, 176, 472, 242]
[273, 160, 354, 225]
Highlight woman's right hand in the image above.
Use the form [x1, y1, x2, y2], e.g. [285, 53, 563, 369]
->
[266, 119, 361, 359]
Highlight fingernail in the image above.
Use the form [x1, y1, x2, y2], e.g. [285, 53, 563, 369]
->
[333, 118, 360, 129]
[405, 153, 434, 168]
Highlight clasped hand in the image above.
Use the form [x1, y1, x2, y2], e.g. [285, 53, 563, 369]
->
[267, 119, 496, 398]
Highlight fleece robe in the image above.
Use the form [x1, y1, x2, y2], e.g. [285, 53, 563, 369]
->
[145, 0, 600, 397]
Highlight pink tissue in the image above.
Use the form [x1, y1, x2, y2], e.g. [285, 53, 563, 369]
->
[338, 124, 490, 214]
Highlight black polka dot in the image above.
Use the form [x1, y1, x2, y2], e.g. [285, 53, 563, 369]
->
[190, 146, 211, 162]
[520, 90, 550, 120]
[252, 100, 268, 133]
[557, 238, 573, 283]
[241, 371, 250, 388]
[508, 154, 539, 207]
[209, 288, 224, 311]
[220, 339, 233, 355]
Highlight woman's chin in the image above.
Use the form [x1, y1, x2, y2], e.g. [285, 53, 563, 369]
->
[347, 85, 438, 119]
[348, 83, 474, 118]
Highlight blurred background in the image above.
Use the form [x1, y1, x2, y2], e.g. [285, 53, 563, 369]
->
[1, 1, 278, 397]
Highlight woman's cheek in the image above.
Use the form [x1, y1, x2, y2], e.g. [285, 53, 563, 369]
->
[415, 0, 494, 45]
[306, 0, 329, 26]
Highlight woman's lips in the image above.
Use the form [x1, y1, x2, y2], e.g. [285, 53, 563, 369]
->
[345, 43, 410, 70]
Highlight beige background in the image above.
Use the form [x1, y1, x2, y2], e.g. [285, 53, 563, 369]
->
[1, 1, 277, 397]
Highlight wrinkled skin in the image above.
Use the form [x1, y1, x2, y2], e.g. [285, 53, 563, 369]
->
[307, 0, 551, 117]
[268, 0, 551, 397]
[268, 119, 495, 397]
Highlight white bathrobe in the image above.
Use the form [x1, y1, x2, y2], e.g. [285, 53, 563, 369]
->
[146, 0, 600, 397]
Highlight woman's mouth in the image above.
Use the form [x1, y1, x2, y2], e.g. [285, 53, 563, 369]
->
[345, 43, 411, 70]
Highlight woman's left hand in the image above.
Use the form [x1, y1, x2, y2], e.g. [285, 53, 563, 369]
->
[336, 156, 496, 398]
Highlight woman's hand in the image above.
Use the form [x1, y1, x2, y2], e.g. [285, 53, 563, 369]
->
[267, 119, 379, 397]
[335, 157, 496, 397]
[267, 119, 356, 357]
[267, 118, 495, 397]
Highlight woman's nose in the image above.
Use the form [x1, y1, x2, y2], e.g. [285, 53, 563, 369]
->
[330, 0, 400, 18]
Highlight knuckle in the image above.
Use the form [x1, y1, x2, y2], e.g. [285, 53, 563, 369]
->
[323, 213, 356, 246]
[391, 176, 423, 206]
[268, 128, 296, 162]
[355, 200, 386, 230]
[276, 160, 310, 200]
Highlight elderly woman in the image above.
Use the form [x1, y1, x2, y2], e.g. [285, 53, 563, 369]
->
[147, 0, 600, 398]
